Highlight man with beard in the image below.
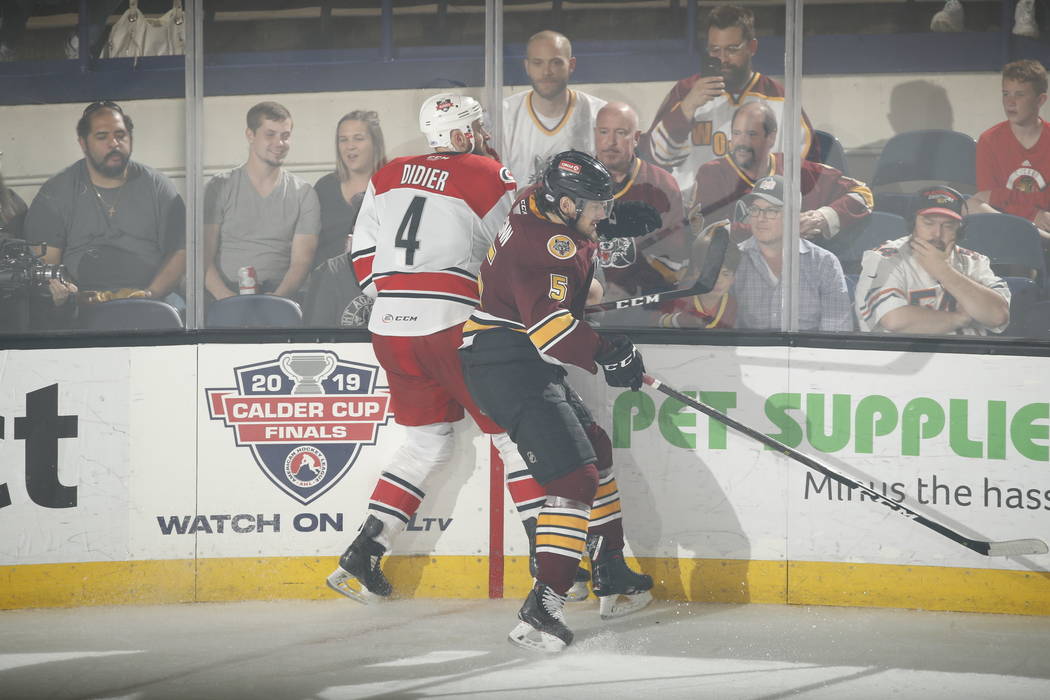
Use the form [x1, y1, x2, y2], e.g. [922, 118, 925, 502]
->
[503, 30, 606, 188]
[24, 101, 185, 299]
[592, 102, 690, 305]
[693, 102, 871, 248]
[638, 4, 815, 199]
[204, 101, 320, 301]
[856, 186, 1010, 336]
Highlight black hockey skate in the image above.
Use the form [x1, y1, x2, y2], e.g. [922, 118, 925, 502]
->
[325, 515, 392, 604]
[588, 535, 654, 619]
[525, 516, 590, 602]
[508, 583, 573, 653]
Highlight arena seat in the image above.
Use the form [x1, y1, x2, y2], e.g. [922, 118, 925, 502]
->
[961, 213, 1047, 295]
[826, 211, 908, 274]
[813, 129, 848, 175]
[80, 298, 184, 331]
[872, 129, 977, 192]
[206, 294, 303, 328]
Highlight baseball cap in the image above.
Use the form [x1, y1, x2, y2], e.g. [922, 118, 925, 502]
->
[913, 186, 964, 221]
[743, 175, 785, 207]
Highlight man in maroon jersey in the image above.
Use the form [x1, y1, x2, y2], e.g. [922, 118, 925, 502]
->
[694, 101, 872, 249]
[460, 151, 659, 652]
[593, 101, 690, 308]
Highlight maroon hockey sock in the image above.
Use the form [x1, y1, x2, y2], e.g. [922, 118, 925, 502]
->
[534, 464, 598, 594]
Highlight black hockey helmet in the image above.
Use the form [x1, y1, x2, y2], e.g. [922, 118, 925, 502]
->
[540, 150, 615, 220]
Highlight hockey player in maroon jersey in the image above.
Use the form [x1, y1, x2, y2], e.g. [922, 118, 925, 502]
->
[460, 150, 661, 652]
[326, 93, 538, 603]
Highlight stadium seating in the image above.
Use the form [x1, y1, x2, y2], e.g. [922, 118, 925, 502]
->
[206, 294, 303, 328]
[79, 298, 184, 331]
[813, 129, 848, 175]
[826, 211, 908, 274]
[871, 129, 977, 192]
[961, 213, 1046, 294]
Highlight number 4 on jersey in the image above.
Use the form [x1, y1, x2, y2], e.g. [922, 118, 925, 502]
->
[396, 196, 426, 265]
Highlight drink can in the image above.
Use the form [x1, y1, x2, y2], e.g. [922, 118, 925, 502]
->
[238, 266, 258, 295]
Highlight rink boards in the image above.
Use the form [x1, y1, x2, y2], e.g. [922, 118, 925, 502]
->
[0, 342, 1047, 614]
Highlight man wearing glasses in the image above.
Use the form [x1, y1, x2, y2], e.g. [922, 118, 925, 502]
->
[638, 3, 815, 199]
[732, 175, 853, 332]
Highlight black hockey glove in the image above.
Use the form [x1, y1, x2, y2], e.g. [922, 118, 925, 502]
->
[595, 334, 645, 391]
[596, 200, 662, 239]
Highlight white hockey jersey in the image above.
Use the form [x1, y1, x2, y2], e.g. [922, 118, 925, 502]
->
[854, 235, 1011, 335]
[502, 89, 607, 188]
[351, 151, 517, 336]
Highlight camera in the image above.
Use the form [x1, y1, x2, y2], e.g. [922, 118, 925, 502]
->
[0, 239, 70, 296]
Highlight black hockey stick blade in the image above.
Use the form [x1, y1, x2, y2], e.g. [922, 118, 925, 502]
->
[642, 375, 1049, 558]
[586, 222, 730, 313]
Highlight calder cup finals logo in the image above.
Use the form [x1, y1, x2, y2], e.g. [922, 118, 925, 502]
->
[206, 351, 392, 504]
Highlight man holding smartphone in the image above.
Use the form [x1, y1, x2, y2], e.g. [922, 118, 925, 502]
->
[638, 4, 815, 201]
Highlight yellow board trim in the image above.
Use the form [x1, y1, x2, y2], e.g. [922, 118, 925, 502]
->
[3, 557, 1048, 617]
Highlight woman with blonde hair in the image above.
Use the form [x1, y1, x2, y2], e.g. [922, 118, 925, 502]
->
[312, 110, 387, 266]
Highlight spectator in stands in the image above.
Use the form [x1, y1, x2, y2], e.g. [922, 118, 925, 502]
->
[24, 101, 186, 299]
[932, 1, 1038, 38]
[856, 186, 1010, 336]
[655, 219, 740, 329]
[204, 101, 320, 300]
[694, 102, 872, 247]
[637, 3, 815, 199]
[312, 110, 387, 267]
[503, 30, 606, 187]
[969, 59, 1050, 243]
[732, 175, 853, 332]
[0, 156, 27, 237]
[593, 102, 689, 300]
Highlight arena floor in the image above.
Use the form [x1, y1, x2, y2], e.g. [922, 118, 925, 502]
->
[2, 598, 1049, 699]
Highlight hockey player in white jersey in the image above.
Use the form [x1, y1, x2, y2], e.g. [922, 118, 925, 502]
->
[327, 93, 530, 602]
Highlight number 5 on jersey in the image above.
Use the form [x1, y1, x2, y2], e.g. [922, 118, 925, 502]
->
[396, 196, 426, 265]
[549, 274, 568, 301]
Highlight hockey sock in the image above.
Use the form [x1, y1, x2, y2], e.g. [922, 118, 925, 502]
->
[493, 432, 545, 522]
[534, 464, 598, 595]
[587, 471, 625, 553]
[365, 471, 425, 550]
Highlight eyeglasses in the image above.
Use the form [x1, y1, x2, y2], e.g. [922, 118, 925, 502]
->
[705, 42, 749, 59]
[747, 205, 783, 220]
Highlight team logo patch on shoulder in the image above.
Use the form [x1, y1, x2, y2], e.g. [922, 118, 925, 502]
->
[499, 167, 515, 184]
[558, 160, 581, 174]
[547, 234, 577, 259]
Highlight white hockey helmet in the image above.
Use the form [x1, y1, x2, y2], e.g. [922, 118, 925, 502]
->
[419, 92, 483, 150]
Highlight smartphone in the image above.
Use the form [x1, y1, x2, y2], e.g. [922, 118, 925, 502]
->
[699, 55, 722, 78]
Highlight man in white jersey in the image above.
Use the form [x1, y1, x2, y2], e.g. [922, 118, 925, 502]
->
[855, 186, 1010, 335]
[637, 3, 814, 199]
[326, 93, 527, 602]
[503, 30, 607, 188]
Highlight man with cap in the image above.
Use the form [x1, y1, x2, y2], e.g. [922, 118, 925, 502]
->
[855, 186, 1010, 335]
[732, 174, 853, 331]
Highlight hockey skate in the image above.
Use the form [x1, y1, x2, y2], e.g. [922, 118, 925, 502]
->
[525, 516, 590, 601]
[930, 0, 964, 32]
[508, 583, 573, 652]
[588, 535, 653, 620]
[325, 515, 393, 604]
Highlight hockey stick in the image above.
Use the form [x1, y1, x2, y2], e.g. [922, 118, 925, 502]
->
[643, 374, 1049, 558]
[585, 221, 730, 313]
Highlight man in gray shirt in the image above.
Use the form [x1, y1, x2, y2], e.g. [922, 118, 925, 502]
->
[732, 175, 854, 332]
[24, 101, 185, 297]
[204, 101, 320, 299]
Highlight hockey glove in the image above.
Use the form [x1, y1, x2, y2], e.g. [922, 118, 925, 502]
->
[597, 200, 662, 239]
[595, 334, 645, 391]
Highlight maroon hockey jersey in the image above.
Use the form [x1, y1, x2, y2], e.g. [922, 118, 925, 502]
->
[462, 185, 602, 373]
